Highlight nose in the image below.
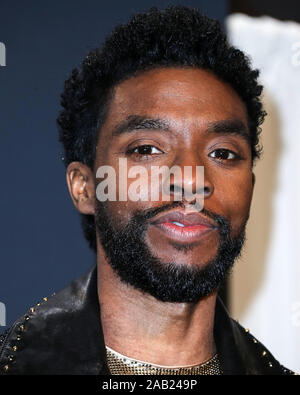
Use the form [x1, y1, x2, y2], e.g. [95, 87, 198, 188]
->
[169, 183, 212, 199]
[164, 150, 214, 204]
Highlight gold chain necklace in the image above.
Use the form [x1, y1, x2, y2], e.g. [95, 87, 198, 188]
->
[106, 346, 222, 375]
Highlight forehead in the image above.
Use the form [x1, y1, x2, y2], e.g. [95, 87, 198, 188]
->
[103, 67, 248, 134]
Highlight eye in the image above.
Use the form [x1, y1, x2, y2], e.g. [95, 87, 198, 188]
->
[127, 144, 163, 156]
[209, 148, 240, 161]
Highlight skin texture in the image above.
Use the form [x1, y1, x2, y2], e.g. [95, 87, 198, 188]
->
[66, 67, 255, 366]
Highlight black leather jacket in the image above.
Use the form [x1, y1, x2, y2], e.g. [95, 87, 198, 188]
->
[0, 265, 294, 375]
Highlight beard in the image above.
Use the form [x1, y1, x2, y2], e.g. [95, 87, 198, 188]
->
[95, 200, 246, 303]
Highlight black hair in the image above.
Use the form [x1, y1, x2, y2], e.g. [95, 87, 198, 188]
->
[57, 6, 266, 252]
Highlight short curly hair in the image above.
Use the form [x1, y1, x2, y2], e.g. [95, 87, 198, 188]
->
[57, 5, 266, 252]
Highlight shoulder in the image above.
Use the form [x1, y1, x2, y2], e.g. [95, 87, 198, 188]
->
[230, 318, 296, 375]
[0, 295, 54, 375]
[0, 328, 11, 372]
[214, 297, 296, 375]
[0, 265, 105, 375]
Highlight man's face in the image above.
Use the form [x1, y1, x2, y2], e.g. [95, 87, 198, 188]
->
[93, 67, 254, 302]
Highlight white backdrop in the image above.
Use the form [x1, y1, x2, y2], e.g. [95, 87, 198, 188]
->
[226, 14, 300, 373]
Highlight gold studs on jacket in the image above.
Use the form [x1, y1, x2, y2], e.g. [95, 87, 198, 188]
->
[243, 327, 298, 374]
[1, 294, 54, 373]
[243, 328, 274, 370]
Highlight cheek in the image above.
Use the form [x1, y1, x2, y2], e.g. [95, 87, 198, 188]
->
[103, 172, 157, 228]
[216, 172, 253, 234]
[114, 164, 168, 210]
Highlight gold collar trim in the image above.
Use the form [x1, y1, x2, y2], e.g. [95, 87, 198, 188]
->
[105, 346, 222, 375]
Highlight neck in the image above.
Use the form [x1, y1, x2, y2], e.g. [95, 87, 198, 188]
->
[97, 251, 217, 367]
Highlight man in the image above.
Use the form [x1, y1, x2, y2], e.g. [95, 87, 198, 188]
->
[0, 6, 295, 375]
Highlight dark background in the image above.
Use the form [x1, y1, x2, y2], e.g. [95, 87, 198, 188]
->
[231, 0, 300, 23]
[0, 0, 228, 330]
[1, 0, 299, 330]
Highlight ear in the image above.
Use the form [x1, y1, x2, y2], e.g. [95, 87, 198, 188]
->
[66, 162, 95, 215]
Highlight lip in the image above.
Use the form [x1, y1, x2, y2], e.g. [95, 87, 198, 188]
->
[150, 209, 217, 243]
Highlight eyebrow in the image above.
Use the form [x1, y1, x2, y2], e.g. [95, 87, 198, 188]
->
[111, 115, 250, 144]
[111, 115, 171, 137]
[206, 119, 251, 144]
